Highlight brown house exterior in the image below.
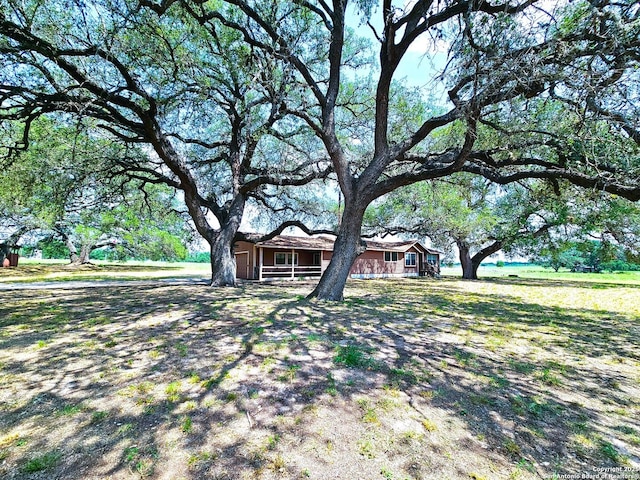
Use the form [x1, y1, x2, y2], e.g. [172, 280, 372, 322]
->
[234, 234, 441, 281]
[0, 242, 19, 267]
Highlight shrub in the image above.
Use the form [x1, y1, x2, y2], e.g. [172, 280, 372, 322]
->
[37, 238, 69, 259]
[185, 252, 210, 263]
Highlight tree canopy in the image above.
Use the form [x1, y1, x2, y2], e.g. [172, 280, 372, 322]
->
[202, 0, 639, 299]
[0, 117, 192, 263]
[1, 0, 639, 298]
[365, 174, 571, 278]
[0, 0, 330, 283]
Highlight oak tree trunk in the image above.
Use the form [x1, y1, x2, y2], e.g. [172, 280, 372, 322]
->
[209, 232, 237, 287]
[65, 238, 81, 265]
[65, 238, 93, 265]
[208, 195, 245, 287]
[459, 239, 504, 280]
[308, 200, 367, 301]
[78, 244, 92, 264]
[458, 240, 478, 280]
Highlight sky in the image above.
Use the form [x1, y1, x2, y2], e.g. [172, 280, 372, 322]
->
[347, 2, 450, 96]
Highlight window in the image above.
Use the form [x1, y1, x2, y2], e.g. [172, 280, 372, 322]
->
[275, 252, 298, 265]
[405, 252, 417, 267]
[384, 251, 399, 262]
[427, 254, 438, 264]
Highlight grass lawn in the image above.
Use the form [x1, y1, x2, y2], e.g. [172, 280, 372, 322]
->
[443, 263, 640, 285]
[0, 259, 210, 283]
[0, 265, 639, 479]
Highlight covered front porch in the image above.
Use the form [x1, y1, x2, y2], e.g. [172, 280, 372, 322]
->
[254, 247, 327, 280]
[234, 235, 335, 281]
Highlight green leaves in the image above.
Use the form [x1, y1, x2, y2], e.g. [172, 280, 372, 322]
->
[0, 115, 190, 261]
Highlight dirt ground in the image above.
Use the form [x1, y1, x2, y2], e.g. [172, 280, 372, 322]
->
[0, 276, 639, 479]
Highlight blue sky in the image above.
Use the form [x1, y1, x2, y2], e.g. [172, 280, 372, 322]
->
[347, 3, 450, 100]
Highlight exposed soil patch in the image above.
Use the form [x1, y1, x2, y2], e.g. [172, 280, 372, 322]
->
[0, 277, 639, 479]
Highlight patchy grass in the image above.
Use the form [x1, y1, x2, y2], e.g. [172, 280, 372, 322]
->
[0, 259, 209, 283]
[333, 344, 377, 369]
[21, 451, 61, 473]
[0, 273, 639, 479]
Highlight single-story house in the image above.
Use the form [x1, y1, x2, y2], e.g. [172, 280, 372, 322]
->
[233, 234, 441, 281]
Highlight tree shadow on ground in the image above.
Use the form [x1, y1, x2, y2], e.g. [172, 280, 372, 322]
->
[0, 277, 638, 479]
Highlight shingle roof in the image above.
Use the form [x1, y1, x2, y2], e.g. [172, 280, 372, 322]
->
[243, 234, 442, 255]
[255, 235, 335, 251]
[364, 239, 442, 254]
[364, 239, 420, 252]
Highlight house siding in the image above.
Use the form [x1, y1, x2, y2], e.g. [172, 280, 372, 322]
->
[234, 236, 439, 281]
[322, 250, 332, 271]
[234, 240, 328, 280]
[350, 246, 422, 279]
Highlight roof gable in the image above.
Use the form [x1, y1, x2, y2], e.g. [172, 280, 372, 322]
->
[364, 239, 421, 252]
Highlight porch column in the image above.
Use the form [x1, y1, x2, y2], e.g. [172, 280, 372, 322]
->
[291, 248, 295, 279]
[252, 245, 257, 279]
[258, 247, 264, 281]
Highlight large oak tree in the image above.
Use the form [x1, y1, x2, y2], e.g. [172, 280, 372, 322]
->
[0, 0, 329, 285]
[365, 175, 574, 279]
[205, 0, 639, 299]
